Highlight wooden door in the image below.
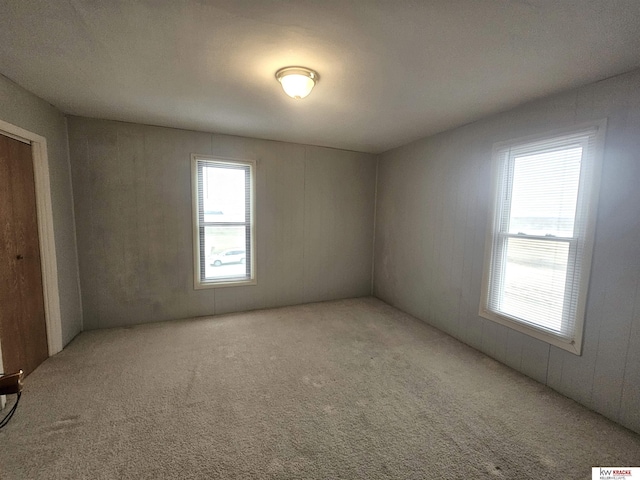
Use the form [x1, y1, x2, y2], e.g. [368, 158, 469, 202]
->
[0, 133, 48, 376]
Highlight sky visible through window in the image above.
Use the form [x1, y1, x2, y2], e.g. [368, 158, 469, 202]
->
[203, 166, 246, 223]
[508, 146, 582, 237]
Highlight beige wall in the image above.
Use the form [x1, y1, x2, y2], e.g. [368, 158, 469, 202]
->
[0, 74, 82, 346]
[374, 69, 640, 433]
[67, 117, 377, 329]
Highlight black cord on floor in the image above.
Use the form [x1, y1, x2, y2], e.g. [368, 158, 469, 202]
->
[0, 392, 22, 430]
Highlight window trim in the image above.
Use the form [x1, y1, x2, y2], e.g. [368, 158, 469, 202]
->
[191, 154, 256, 289]
[479, 120, 606, 355]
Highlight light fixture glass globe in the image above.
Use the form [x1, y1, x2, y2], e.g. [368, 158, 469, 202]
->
[275, 67, 319, 99]
[280, 74, 315, 99]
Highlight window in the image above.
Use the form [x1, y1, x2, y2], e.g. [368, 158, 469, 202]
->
[480, 122, 605, 354]
[192, 155, 255, 288]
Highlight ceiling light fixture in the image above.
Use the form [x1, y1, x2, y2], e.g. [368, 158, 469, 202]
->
[275, 66, 319, 99]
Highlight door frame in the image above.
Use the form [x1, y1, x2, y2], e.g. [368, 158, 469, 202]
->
[0, 119, 63, 371]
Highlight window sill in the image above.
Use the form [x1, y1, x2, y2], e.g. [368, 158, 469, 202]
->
[478, 307, 582, 355]
[195, 278, 257, 289]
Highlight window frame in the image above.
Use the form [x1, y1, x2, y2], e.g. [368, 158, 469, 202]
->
[479, 120, 606, 355]
[191, 154, 256, 289]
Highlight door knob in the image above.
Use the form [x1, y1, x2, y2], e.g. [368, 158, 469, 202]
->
[16, 254, 23, 260]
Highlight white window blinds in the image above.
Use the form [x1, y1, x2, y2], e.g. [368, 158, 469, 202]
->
[481, 124, 604, 353]
[192, 156, 255, 288]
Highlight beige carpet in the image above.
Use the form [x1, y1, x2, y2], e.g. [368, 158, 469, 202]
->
[1, 297, 639, 479]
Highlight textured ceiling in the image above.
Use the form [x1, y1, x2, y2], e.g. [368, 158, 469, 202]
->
[1, 1, 640, 153]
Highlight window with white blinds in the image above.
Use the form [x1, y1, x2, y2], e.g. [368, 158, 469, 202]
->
[192, 155, 255, 288]
[480, 122, 605, 354]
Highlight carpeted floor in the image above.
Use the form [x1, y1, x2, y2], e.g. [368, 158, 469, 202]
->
[1, 297, 639, 479]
